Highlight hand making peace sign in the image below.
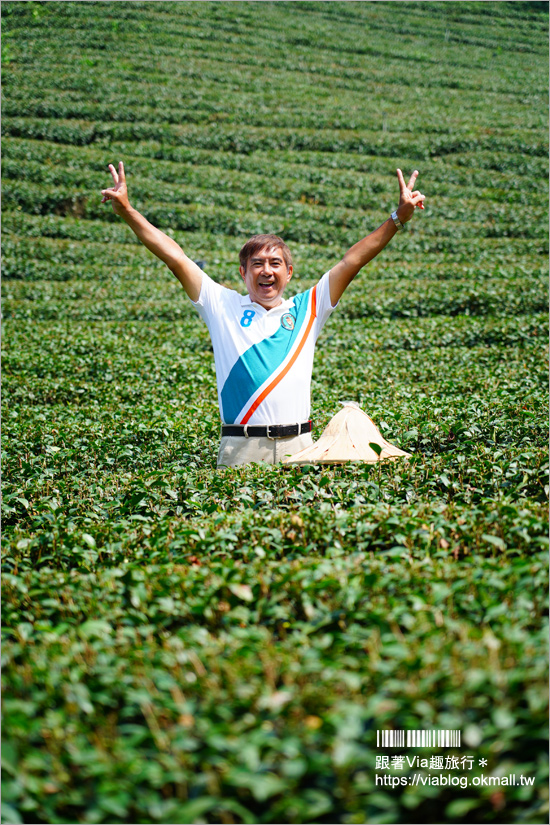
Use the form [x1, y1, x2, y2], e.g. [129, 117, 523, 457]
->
[101, 161, 130, 216]
[395, 168, 425, 224]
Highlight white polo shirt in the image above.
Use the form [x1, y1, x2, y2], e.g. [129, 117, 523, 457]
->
[192, 271, 336, 426]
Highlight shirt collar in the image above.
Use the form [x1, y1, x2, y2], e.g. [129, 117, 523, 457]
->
[240, 293, 293, 313]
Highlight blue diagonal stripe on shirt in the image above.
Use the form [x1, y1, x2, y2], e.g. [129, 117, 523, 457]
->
[221, 290, 312, 424]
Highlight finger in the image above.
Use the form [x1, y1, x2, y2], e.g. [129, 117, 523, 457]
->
[118, 161, 126, 183]
[101, 188, 117, 199]
[412, 193, 425, 207]
[396, 168, 406, 193]
[407, 170, 419, 190]
[108, 163, 119, 185]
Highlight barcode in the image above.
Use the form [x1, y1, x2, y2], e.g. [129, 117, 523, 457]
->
[377, 730, 461, 748]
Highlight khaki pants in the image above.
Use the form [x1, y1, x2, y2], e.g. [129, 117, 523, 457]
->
[217, 432, 313, 468]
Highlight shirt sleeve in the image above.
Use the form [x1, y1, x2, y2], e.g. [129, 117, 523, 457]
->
[190, 271, 226, 324]
[313, 270, 338, 337]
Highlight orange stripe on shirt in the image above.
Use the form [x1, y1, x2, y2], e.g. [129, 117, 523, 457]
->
[240, 286, 318, 425]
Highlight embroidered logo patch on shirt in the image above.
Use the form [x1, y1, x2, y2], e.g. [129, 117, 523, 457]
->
[281, 313, 295, 331]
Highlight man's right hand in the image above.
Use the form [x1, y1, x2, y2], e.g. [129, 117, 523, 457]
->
[100, 159, 203, 302]
[101, 161, 130, 215]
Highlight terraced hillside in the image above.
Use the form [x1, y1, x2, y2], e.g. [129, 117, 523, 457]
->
[2, 2, 548, 824]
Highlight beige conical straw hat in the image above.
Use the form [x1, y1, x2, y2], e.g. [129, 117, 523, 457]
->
[282, 402, 411, 465]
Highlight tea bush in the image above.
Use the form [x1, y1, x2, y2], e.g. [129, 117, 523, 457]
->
[2, 2, 548, 824]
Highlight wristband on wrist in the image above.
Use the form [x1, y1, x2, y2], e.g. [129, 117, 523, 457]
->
[391, 210, 405, 231]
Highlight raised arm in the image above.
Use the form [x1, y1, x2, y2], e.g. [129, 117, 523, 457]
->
[328, 169, 425, 306]
[101, 161, 203, 302]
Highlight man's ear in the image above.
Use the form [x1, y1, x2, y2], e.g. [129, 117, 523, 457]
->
[239, 265, 246, 281]
[286, 265, 293, 283]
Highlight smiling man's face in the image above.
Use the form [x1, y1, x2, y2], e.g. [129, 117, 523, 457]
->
[239, 245, 293, 309]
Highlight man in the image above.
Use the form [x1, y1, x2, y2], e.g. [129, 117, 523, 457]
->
[101, 163, 425, 467]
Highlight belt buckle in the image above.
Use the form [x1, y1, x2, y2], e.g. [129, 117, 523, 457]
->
[266, 424, 276, 440]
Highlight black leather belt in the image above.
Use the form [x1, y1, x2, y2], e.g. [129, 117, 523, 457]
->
[221, 420, 312, 439]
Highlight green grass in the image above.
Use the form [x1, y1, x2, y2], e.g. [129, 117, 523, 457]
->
[1, 2, 548, 824]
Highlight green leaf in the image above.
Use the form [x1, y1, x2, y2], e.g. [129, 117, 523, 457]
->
[445, 799, 480, 819]
[78, 620, 113, 639]
[1, 741, 18, 776]
[229, 584, 253, 602]
[1, 803, 23, 824]
[482, 534, 506, 551]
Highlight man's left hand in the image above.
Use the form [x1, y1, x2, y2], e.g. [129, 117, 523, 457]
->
[396, 169, 425, 223]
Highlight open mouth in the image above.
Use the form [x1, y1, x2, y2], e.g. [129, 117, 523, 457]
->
[259, 281, 275, 289]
